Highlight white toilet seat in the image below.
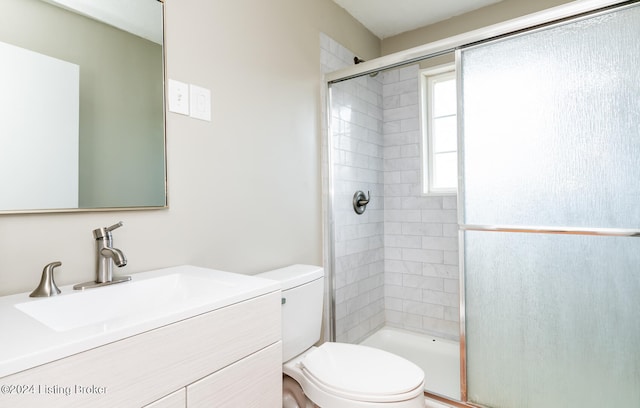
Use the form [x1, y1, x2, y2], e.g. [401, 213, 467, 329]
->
[302, 365, 424, 403]
[284, 343, 425, 408]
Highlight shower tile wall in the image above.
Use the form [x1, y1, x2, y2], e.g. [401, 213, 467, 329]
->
[382, 65, 459, 340]
[321, 33, 386, 343]
[321, 35, 460, 342]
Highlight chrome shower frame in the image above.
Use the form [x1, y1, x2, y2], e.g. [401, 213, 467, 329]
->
[322, 0, 639, 403]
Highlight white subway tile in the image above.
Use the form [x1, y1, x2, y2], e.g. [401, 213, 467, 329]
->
[421, 317, 460, 339]
[385, 310, 403, 325]
[368, 260, 384, 275]
[400, 91, 419, 107]
[385, 234, 422, 249]
[383, 95, 400, 109]
[444, 278, 459, 294]
[403, 300, 444, 319]
[384, 284, 403, 299]
[383, 182, 411, 197]
[443, 251, 459, 265]
[384, 197, 402, 210]
[443, 195, 458, 209]
[385, 247, 402, 260]
[402, 196, 442, 210]
[403, 275, 444, 291]
[400, 143, 420, 158]
[384, 157, 420, 171]
[402, 313, 424, 330]
[402, 222, 443, 237]
[444, 307, 460, 323]
[385, 209, 421, 222]
[383, 120, 401, 134]
[384, 145, 402, 159]
[422, 289, 459, 307]
[398, 65, 419, 81]
[400, 170, 420, 184]
[367, 209, 385, 223]
[384, 170, 403, 184]
[384, 106, 417, 122]
[421, 209, 458, 223]
[422, 236, 458, 251]
[423, 264, 459, 279]
[385, 260, 422, 275]
[400, 117, 419, 132]
[384, 130, 420, 146]
[402, 286, 422, 301]
[384, 222, 402, 234]
[402, 248, 444, 263]
[442, 224, 459, 237]
[382, 69, 399, 84]
[369, 235, 384, 250]
[385, 296, 403, 311]
[368, 156, 383, 171]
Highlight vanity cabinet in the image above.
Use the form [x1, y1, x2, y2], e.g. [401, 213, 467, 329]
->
[0, 291, 282, 408]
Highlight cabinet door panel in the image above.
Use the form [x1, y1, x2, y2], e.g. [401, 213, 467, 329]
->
[144, 389, 186, 408]
[188, 342, 282, 408]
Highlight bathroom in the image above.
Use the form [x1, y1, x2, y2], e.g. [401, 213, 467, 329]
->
[1, 0, 639, 407]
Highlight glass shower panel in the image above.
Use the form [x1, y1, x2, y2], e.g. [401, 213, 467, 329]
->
[460, 4, 640, 229]
[328, 74, 386, 344]
[464, 231, 640, 407]
[461, 3, 640, 407]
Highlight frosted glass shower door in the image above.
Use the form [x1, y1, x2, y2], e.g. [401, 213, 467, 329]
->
[460, 3, 640, 407]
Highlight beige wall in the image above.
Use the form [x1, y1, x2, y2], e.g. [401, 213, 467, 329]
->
[381, 0, 574, 55]
[0, 0, 378, 296]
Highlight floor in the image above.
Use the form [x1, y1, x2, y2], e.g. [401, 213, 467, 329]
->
[425, 397, 456, 408]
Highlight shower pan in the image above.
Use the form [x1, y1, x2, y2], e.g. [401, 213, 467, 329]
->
[323, 0, 640, 406]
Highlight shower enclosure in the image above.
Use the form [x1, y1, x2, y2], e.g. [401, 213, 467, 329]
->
[323, 0, 640, 406]
[321, 38, 461, 399]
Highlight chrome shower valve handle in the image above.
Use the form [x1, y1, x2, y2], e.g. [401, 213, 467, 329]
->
[353, 191, 370, 214]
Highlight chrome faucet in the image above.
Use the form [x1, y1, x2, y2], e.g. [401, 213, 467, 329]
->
[74, 221, 131, 290]
[94, 221, 128, 283]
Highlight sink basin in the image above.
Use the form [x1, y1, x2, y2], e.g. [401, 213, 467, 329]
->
[16, 271, 235, 332]
[1, 265, 280, 378]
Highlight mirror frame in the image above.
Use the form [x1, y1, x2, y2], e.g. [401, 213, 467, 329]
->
[0, 0, 168, 215]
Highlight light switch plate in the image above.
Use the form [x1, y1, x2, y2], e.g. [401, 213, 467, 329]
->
[168, 79, 189, 115]
[189, 84, 211, 121]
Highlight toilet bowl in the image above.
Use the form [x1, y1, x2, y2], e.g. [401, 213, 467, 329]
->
[257, 265, 425, 408]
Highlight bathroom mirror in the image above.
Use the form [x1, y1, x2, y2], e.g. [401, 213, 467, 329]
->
[0, 0, 166, 213]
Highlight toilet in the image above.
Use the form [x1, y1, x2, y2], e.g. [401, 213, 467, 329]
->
[257, 265, 425, 408]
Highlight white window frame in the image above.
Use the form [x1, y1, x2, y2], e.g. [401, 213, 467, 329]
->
[420, 63, 457, 195]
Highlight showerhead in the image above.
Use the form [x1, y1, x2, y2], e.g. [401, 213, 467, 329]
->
[354, 56, 379, 77]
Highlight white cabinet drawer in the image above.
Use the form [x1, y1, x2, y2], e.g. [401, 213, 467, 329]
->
[187, 341, 282, 408]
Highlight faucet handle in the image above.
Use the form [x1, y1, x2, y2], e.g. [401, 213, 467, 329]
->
[93, 221, 124, 240]
[30, 261, 62, 297]
[106, 221, 123, 232]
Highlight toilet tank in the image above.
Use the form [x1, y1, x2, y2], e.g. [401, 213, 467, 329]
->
[256, 265, 324, 362]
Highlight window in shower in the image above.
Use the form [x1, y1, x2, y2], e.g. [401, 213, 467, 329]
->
[421, 65, 457, 194]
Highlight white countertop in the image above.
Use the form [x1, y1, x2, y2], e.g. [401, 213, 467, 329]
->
[0, 265, 280, 378]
